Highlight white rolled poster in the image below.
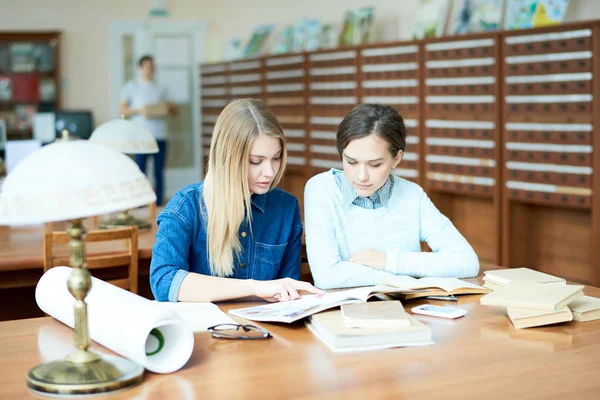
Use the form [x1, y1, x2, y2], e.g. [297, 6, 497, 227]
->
[35, 266, 195, 374]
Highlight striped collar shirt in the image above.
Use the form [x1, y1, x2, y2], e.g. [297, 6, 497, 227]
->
[332, 169, 395, 210]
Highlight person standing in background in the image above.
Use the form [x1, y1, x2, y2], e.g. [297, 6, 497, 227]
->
[119, 55, 175, 206]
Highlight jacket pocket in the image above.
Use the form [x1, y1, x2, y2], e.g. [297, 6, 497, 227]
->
[252, 241, 287, 280]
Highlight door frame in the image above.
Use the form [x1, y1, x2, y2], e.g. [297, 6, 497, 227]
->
[108, 20, 207, 198]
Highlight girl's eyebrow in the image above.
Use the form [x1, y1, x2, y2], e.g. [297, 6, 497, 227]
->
[343, 154, 384, 162]
[250, 149, 283, 159]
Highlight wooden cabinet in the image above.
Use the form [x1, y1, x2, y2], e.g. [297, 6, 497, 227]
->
[199, 20, 600, 286]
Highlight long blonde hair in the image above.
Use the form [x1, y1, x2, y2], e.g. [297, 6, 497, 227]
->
[203, 99, 287, 277]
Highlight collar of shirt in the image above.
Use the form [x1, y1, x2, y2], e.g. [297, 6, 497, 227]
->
[332, 169, 394, 209]
[251, 193, 266, 213]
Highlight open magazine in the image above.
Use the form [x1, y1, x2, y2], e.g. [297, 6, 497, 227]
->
[228, 285, 422, 323]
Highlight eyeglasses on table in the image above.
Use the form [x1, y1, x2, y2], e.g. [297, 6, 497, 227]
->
[207, 323, 272, 340]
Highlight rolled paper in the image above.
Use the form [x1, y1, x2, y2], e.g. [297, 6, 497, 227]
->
[36, 266, 194, 374]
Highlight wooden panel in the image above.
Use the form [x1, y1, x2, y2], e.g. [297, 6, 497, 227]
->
[430, 193, 497, 264]
[200, 61, 231, 172]
[423, 33, 501, 265]
[501, 22, 599, 286]
[508, 203, 593, 284]
[360, 42, 421, 184]
[264, 54, 308, 176]
[307, 48, 358, 176]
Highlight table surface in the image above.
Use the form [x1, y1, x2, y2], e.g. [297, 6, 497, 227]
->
[1, 273, 600, 399]
[0, 210, 159, 272]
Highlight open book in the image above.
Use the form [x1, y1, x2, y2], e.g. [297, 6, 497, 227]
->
[380, 276, 490, 299]
[228, 285, 420, 323]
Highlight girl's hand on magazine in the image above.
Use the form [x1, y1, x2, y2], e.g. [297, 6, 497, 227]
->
[255, 278, 323, 302]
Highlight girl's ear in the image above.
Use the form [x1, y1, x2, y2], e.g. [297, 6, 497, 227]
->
[392, 150, 403, 169]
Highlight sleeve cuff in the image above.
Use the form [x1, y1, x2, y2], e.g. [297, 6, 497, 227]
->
[168, 269, 189, 302]
[385, 250, 404, 275]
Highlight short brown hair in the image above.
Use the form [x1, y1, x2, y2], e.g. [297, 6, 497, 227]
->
[336, 104, 406, 158]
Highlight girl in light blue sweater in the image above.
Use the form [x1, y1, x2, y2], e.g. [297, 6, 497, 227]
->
[304, 104, 479, 289]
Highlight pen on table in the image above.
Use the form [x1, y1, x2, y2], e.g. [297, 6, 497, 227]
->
[426, 295, 458, 302]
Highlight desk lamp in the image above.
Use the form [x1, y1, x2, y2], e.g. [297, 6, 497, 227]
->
[90, 118, 158, 230]
[0, 139, 156, 397]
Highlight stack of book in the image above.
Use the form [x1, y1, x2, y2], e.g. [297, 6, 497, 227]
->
[481, 267, 600, 328]
[483, 268, 566, 290]
[306, 301, 433, 353]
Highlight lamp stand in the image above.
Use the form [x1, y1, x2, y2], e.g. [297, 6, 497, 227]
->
[27, 219, 144, 397]
[99, 209, 151, 230]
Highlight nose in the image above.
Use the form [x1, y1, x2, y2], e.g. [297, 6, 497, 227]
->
[262, 161, 275, 179]
[357, 164, 369, 182]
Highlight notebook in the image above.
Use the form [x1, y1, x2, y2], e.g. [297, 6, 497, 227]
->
[568, 295, 600, 322]
[228, 285, 420, 323]
[306, 309, 433, 353]
[381, 276, 490, 299]
[506, 307, 573, 329]
[484, 267, 566, 290]
[341, 301, 410, 328]
[480, 282, 584, 311]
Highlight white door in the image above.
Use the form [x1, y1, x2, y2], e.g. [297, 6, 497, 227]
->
[109, 20, 207, 200]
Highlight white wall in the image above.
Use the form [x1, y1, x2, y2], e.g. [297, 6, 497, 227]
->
[1, 0, 599, 125]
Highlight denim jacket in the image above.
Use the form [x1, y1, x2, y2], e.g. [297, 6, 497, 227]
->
[150, 182, 303, 302]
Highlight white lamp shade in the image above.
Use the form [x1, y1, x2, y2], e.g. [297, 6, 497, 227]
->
[0, 140, 157, 225]
[90, 119, 159, 154]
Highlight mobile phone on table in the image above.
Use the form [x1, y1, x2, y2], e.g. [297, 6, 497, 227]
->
[411, 304, 467, 319]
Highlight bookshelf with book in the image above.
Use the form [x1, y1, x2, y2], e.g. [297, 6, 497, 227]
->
[0, 31, 61, 141]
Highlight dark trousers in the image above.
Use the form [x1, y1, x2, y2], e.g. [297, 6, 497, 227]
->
[135, 140, 167, 206]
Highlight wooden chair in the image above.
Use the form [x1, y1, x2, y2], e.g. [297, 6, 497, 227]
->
[43, 226, 139, 294]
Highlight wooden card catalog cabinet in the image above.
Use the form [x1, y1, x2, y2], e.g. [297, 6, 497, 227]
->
[264, 55, 308, 173]
[264, 54, 309, 208]
[359, 42, 421, 184]
[423, 35, 502, 264]
[200, 62, 230, 171]
[502, 23, 599, 285]
[307, 49, 359, 174]
[229, 58, 264, 101]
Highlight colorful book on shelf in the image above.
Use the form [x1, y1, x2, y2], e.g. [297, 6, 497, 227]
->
[568, 295, 600, 322]
[411, 0, 450, 40]
[228, 285, 422, 323]
[306, 309, 433, 353]
[506, 306, 573, 329]
[483, 267, 566, 290]
[380, 276, 490, 299]
[341, 301, 411, 329]
[480, 282, 584, 311]
[453, 0, 504, 35]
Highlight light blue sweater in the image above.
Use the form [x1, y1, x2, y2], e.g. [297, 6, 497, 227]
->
[304, 170, 480, 289]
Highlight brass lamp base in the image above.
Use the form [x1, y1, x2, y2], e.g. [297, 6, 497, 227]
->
[99, 210, 151, 230]
[27, 354, 144, 397]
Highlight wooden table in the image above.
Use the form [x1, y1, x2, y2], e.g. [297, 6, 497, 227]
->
[1, 275, 599, 399]
[0, 210, 159, 320]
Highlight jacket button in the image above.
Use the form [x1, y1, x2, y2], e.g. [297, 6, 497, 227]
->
[240, 263, 246, 269]
[241, 232, 247, 237]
